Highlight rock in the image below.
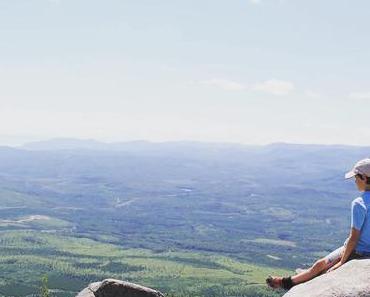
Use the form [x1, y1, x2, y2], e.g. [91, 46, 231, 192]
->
[76, 279, 165, 297]
[283, 259, 370, 297]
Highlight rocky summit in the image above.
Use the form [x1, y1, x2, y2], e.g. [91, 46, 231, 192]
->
[76, 279, 165, 297]
[283, 259, 370, 297]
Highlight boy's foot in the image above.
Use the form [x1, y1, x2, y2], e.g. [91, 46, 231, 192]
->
[266, 276, 283, 289]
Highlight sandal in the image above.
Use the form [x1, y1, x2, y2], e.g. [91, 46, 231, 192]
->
[266, 276, 283, 289]
[266, 276, 294, 290]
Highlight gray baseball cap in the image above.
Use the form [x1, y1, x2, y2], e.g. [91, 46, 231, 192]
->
[345, 158, 370, 179]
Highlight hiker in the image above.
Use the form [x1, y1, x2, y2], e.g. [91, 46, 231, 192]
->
[266, 158, 370, 290]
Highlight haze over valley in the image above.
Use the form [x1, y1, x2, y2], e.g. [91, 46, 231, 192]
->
[0, 139, 367, 296]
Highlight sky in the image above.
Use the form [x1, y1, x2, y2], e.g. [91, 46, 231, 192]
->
[1, 0, 370, 146]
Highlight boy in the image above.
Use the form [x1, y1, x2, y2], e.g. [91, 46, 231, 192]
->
[266, 158, 370, 290]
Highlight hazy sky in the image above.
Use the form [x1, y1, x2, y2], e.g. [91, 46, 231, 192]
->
[1, 0, 370, 146]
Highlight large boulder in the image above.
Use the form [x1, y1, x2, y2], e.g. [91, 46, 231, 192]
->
[283, 259, 370, 297]
[76, 279, 165, 297]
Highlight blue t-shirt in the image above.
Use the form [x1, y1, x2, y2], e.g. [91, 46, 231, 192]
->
[351, 191, 370, 254]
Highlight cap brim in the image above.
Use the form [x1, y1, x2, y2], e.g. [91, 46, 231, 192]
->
[345, 171, 356, 179]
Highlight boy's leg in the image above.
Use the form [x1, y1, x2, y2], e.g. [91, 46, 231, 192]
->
[292, 246, 343, 285]
[267, 245, 344, 289]
[291, 258, 338, 284]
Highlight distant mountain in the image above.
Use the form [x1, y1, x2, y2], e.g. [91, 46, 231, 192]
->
[11, 139, 370, 181]
[21, 138, 248, 152]
[21, 138, 126, 151]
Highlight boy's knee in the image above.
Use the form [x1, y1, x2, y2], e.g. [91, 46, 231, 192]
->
[313, 258, 327, 272]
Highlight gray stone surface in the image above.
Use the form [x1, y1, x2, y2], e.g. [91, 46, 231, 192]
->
[76, 279, 165, 297]
[283, 259, 370, 297]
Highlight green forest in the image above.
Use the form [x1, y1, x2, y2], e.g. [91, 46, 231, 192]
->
[0, 230, 289, 297]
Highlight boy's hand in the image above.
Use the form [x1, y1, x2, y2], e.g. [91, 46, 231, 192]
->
[326, 261, 343, 273]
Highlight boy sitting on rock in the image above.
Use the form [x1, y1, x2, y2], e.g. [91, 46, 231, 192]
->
[266, 158, 370, 290]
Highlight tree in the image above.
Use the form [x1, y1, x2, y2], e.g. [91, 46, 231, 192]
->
[39, 275, 50, 297]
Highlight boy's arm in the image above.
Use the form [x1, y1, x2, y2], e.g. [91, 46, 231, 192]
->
[327, 199, 365, 273]
[327, 228, 360, 272]
[341, 228, 361, 262]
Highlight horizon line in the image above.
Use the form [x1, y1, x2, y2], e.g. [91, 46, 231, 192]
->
[1, 137, 369, 149]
